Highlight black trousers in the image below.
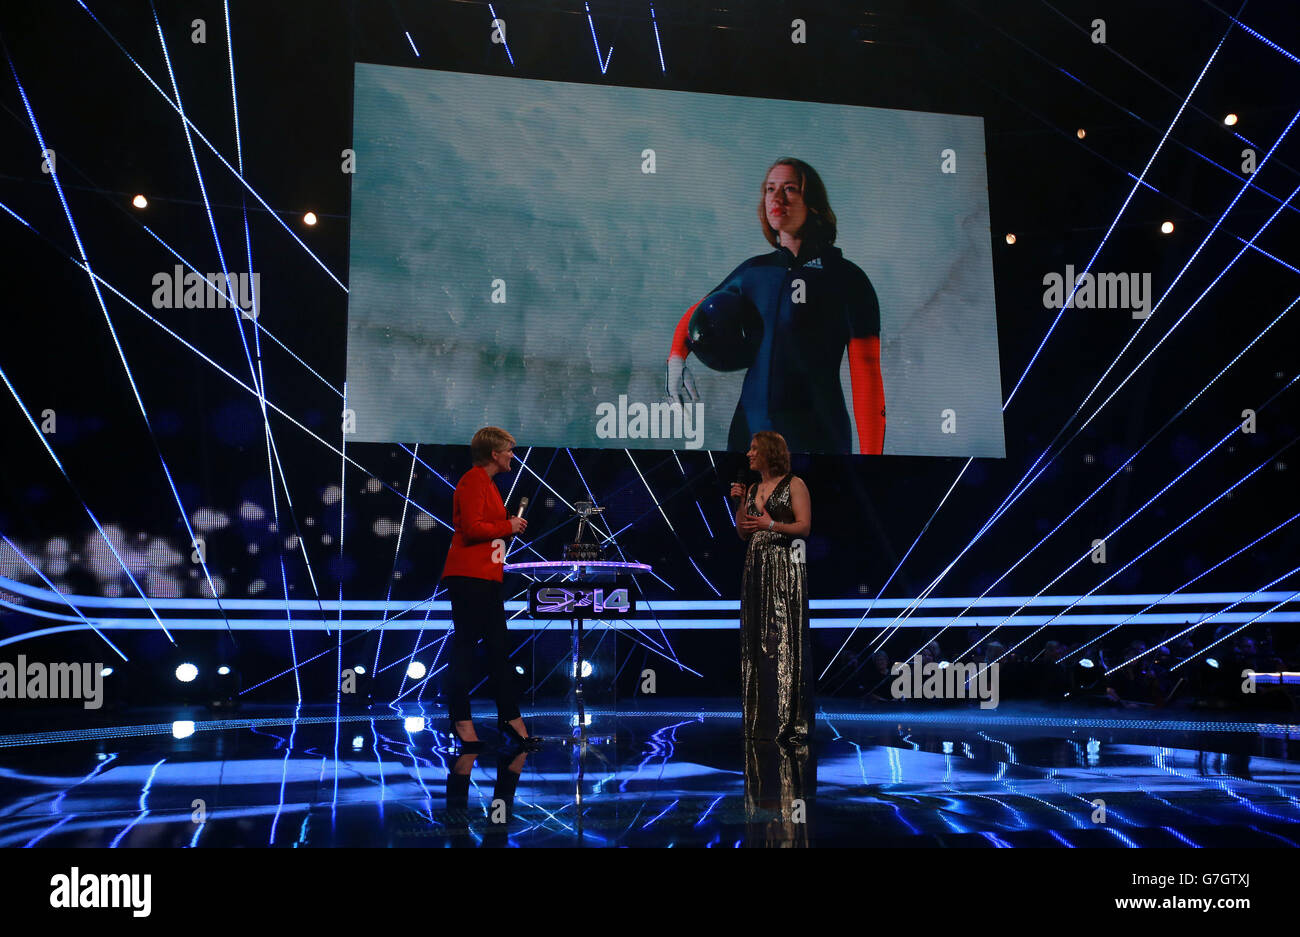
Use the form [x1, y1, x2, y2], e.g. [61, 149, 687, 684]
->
[443, 576, 521, 724]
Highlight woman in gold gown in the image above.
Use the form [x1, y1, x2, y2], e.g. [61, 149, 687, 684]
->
[732, 431, 813, 743]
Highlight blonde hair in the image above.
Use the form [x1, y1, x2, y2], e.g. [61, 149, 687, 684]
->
[752, 431, 790, 476]
[470, 426, 515, 465]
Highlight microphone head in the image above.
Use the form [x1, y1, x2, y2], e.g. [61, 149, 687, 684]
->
[516, 496, 529, 517]
[733, 455, 751, 483]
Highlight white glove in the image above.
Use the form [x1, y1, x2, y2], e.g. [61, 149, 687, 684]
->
[666, 355, 700, 404]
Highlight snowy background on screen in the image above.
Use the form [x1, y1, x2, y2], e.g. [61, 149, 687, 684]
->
[346, 64, 1005, 457]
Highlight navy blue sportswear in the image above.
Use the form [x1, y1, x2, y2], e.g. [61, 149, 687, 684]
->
[707, 241, 879, 454]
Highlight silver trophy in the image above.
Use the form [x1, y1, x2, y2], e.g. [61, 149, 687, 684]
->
[572, 501, 605, 545]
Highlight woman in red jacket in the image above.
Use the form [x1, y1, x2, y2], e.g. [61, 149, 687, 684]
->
[441, 426, 539, 750]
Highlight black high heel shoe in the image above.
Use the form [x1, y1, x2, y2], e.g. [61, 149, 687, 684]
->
[498, 719, 543, 751]
[449, 719, 487, 752]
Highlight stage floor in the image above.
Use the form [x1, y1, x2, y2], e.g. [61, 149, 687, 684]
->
[2, 701, 1298, 847]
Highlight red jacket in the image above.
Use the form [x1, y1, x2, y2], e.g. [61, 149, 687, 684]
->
[441, 466, 514, 582]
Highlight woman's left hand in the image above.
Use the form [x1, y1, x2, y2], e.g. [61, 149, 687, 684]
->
[739, 510, 774, 533]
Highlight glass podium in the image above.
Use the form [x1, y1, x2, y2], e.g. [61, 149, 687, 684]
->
[504, 559, 650, 744]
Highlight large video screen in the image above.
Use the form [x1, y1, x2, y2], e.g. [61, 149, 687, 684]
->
[345, 64, 1005, 457]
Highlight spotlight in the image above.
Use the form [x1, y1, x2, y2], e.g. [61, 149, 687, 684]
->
[1224, 113, 1238, 126]
[210, 661, 241, 710]
[942, 741, 954, 754]
[132, 194, 148, 209]
[1005, 233, 1016, 245]
[404, 716, 426, 733]
[172, 721, 196, 740]
[515, 665, 525, 675]
[1073, 657, 1102, 694]
[100, 666, 114, 678]
[573, 660, 593, 678]
[406, 661, 427, 680]
[303, 211, 318, 226]
[353, 665, 366, 675]
[1206, 657, 1219, 669]
[938, 660, 950, 669]
[175, 663, 199, 683]
[1160, 221, 1174, 234]
[1076, 128, 1086, 139]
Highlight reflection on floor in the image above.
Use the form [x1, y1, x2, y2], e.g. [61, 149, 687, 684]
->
[1, 702, 1297, 847]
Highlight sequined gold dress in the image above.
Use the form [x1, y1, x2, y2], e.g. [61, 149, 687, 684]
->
[740, 473, 812, 742]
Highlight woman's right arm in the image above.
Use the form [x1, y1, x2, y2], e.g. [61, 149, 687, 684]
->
[666, 301, 702, 404]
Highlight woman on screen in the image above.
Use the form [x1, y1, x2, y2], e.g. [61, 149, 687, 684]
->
[731, 431, 813, 742]
[666, 158, 886, 455]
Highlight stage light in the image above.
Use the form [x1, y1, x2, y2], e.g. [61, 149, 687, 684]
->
[573, 660, 593, 678]
[1078, 658, 1094, 668]
[1160, 221, 1175, 234]
[132, 194, 148, 209]
[303, 211, 318, 226]
[1224, 113, 1238, 126]
[406, 661, 427, 680]
[210, 662, 241, 710]
[515, 665, 525, 675]
[100, 666, 114, 677]
[175, 663, 198, 683]
[404, 716, 425, 733]
[942, 741, 954, 754]
[351, 735, 364, 750]
[353, 665, 366, 675]
[1206, 658, 1219, 669]
[938, 660, 949, 669]
[1005, 233, 1016, 245]
[172, 721, 196, 739]
[1076, 128, 1086, 139]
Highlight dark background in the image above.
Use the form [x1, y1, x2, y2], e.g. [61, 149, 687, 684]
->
[0, 0, 1296, 703]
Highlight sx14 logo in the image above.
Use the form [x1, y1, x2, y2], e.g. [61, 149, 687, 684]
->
[534, 587, 631, 614]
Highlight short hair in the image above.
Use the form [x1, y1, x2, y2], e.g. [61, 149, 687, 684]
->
[470, 426, 515, 465]
[758, 158, 838, 248]
[751, 431, 790, 476]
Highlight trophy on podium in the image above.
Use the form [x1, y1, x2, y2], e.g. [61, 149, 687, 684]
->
[562, 501, 605, 562]
[505, 498, 648, 743]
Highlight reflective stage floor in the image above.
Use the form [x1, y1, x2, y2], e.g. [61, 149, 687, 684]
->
[2, 702, 1298, 848]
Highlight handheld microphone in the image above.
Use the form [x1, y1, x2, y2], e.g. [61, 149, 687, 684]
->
[730, 458, 750, 510]
[515, 496, 529, 518]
